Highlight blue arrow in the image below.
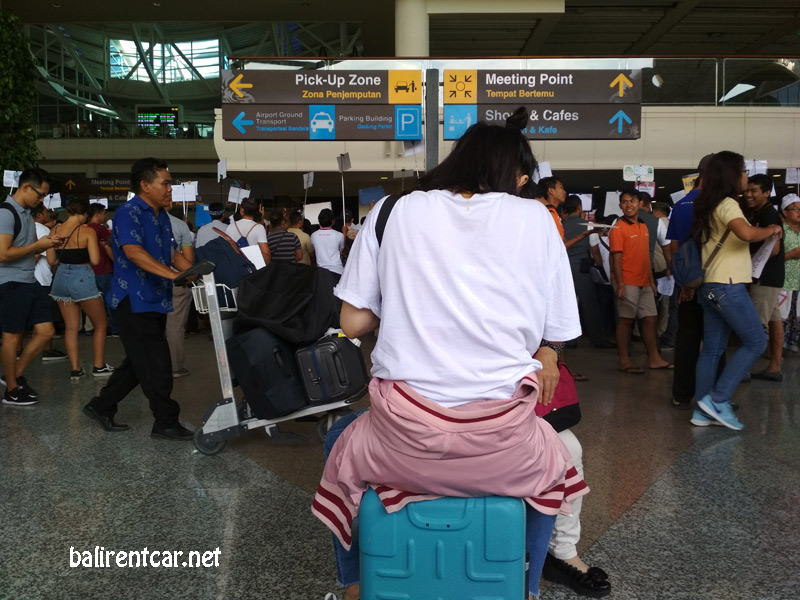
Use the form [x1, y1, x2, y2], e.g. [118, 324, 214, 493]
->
[609, 110, 632, 134]
[232, 111, 253, 134]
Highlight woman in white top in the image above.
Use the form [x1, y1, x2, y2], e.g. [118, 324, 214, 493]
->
[690, 151, 783, 430]
[315, 108, 584, 600]
[225, 197, 270, 265]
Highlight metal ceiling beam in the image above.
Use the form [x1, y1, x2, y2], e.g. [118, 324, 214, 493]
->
[130, 24, 169, 103]
[738, 14, 800, 54]
[47, 24, 106, 95]
[624, 0, 700, 55]
[519, 15, 561, 55]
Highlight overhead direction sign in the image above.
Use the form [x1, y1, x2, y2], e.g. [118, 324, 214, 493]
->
[445, 104, 641, 140]
[443, 69, 642, 104]
[221, 104, 422, 141]
[443, 69, 642, 140]
[222, 69, 423, 105]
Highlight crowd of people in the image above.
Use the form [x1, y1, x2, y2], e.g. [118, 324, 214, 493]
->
[1, 131, 796, 599]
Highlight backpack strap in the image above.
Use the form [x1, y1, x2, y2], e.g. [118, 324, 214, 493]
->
[702, 229, 732, 270]
[375, 194, 402, 248]
[0, 203, 22, 242]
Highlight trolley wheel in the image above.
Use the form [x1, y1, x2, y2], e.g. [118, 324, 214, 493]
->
[316, 409, 353, 442]
[194, 428, 226, 455]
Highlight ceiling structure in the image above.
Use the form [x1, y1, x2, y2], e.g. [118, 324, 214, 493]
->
[4, 0, 800, 197]
[8, 0, 800, 118]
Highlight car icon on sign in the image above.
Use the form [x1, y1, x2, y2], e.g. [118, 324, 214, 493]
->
[310, 112, 335, 133]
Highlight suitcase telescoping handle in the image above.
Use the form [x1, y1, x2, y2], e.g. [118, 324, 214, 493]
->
[274, 347, 292, 378]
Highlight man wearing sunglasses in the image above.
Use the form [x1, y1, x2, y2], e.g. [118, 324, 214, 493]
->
[0, 168, 65, 406]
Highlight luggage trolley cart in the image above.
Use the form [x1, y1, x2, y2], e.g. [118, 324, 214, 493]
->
[186, 265, 361, 455]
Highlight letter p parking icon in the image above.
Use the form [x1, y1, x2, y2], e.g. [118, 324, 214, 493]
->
[394, 106, 422, 140]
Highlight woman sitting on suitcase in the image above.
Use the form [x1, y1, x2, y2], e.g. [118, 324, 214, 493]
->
[313, 107, 588, 600]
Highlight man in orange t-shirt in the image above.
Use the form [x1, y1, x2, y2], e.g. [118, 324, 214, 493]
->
[609, 190, 672, 373]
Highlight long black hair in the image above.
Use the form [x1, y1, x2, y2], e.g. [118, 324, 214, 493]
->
[690, 150, 745, 245]
[419, 107, 537, 198]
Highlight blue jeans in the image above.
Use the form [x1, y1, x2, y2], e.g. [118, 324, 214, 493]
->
[323, 410, 557, 597]
[696, 282, 767, 404]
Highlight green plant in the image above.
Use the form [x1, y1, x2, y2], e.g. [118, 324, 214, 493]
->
[0, 9, 39, 171]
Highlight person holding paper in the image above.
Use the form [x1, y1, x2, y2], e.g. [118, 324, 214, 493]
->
[226, 197, 270, 266]
[744, 174, 785, 382]
[689, 152, 783, 430]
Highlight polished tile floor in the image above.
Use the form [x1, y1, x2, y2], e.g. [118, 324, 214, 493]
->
[1, 332, 797, 599]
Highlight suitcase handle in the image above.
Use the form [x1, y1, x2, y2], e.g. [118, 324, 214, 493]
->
[406, 498, 475, 531]
[332, 349, 350, 387]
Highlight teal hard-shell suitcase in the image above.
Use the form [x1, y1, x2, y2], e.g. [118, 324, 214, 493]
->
[359, 488, 526, 600]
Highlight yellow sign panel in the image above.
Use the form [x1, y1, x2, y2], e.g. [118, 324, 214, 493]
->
[388, 71, 422, 105]
[444, 70, 478, 104]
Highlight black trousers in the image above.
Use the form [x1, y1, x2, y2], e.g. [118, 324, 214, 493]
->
[571, 267, 607, 345]
[91, 297, 180, 428]
[672, 294, 726, 404]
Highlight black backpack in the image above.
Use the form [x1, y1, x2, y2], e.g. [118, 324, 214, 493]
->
[195, 237, 256, 289]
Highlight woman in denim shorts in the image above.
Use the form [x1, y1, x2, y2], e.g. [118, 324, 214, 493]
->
[47, 199, 113, 380]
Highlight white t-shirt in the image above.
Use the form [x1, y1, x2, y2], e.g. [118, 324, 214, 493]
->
[590, 232, 612, 283]
[336, 190, 581, 407]
[34, 222, 53, 287]
[226, 219, 267, 247]
[311, 228, 345, 275]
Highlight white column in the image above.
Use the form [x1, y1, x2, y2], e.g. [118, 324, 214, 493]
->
[395, 0, 429, 57]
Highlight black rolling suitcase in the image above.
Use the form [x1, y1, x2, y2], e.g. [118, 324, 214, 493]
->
[295, 334, 368, 405]
[225, 327, 307, 419]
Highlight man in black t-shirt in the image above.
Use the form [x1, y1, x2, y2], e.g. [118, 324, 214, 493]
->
[745, 174, 785, 381]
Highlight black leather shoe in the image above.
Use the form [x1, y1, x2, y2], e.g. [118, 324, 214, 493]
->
[542, 553, 611, 598]
[151, 423, 194, 441]
[83, 403, 129, 432]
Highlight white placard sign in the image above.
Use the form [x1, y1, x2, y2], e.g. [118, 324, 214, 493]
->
[172, 182, 198, 204]
[217, 159, 227, 182]
[241, 245, 266, 270]
[752, 236, 778, 279]
[578, 193, 593, 212]
[745, 160, 768, 176]
[304, 202, 333, 226]
[603, 191, 621, 216]
[670, 190, 687, 204]
[303, 172, 315, 190]
[227, 187, 250, 205]
[533, 161, 552, 183]
[127, 192, 135, 201]
[92, 198, 109, 208]
[44, 194, 62, 209]
[3, 170, 21, 188]
[786, 168, 800, 185]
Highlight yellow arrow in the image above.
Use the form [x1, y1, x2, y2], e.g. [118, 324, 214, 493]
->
[610, 73, 633, 97]
[229, 74, 253, 98]
[65, 179, 76, 190]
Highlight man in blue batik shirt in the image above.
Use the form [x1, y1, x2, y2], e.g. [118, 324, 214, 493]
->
[83, 158, 195, 440]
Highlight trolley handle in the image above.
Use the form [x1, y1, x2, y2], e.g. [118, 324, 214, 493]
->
[174, 260, 216, 286]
